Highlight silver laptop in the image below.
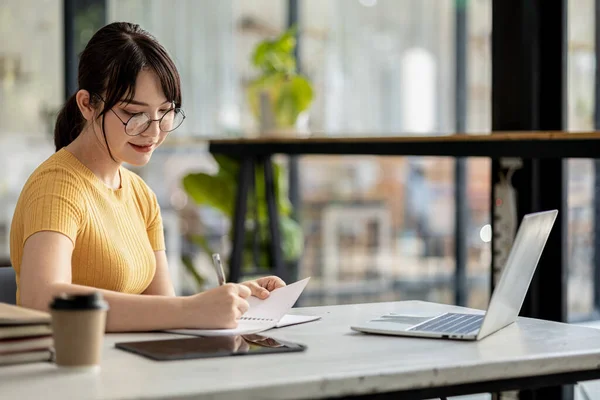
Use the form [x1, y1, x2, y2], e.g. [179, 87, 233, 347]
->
[351, 210, 558, 341]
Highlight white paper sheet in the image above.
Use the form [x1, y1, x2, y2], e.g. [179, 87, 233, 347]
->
[275, 314, 321, 328]
[167, 277, 313, 337]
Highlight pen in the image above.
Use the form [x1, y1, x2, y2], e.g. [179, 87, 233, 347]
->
[212, 253, 226, 286]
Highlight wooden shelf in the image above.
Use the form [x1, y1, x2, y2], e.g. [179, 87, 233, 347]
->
[201, 131, 600, 158]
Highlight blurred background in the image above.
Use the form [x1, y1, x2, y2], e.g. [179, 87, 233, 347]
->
[0, 0, 597, 322]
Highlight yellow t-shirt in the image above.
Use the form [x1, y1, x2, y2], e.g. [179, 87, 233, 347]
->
[10, 148, 165, 303]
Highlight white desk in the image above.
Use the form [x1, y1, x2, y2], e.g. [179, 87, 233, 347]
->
[3, 301, 600, 400]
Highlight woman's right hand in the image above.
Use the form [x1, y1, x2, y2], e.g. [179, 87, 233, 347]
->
[182, 283, 252, 329]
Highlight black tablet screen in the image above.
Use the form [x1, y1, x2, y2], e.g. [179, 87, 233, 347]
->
[115, 334, 306, 361]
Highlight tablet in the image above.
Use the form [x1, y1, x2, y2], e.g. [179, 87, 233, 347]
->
[115, 334, 306, 361]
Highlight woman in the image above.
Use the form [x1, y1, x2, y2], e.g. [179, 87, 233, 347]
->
[9, 22, 285, 332]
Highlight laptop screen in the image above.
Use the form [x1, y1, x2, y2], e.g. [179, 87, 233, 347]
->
[478, 210, 558, 339]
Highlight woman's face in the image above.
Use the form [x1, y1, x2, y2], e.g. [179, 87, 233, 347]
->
[95, 69, 172, 166]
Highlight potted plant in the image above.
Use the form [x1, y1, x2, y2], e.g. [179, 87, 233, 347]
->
[182, 155, 304, 283]
[246, 26, 314, 136]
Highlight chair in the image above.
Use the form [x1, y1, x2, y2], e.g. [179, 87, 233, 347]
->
[0, 267, 17, 304]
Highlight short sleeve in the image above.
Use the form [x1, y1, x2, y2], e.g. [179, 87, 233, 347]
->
[22, 168, 84, 246]
[146, 189, 166, 251]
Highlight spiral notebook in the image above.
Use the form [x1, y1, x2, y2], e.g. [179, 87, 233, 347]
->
[167, 277, 319, 337]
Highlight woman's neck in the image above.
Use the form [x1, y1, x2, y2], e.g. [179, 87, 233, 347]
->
[65, 130, 122, 190]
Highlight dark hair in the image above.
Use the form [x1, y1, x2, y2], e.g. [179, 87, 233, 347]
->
[54, 22, 182, 152]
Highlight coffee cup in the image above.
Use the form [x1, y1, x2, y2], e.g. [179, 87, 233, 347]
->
[49, 292, 109, 370]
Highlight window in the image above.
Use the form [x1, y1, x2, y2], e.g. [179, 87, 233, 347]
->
[567, 0, 596, 320]
[0, 0, 64, 263]
[296, 0, 492, 308]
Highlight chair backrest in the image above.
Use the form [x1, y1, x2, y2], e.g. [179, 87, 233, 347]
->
[0, 267, 17, 305]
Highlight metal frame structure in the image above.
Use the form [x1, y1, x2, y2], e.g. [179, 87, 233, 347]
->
[491, 1, 569, 399]
[63, 0, 107, 99]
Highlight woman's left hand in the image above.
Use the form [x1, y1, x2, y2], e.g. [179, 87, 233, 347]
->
[240, 276, 286, 299]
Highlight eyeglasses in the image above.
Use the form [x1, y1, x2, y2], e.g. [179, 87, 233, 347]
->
[95, 94, 186, 136]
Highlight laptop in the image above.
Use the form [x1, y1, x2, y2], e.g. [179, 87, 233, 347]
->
[351, 210, 558, 341]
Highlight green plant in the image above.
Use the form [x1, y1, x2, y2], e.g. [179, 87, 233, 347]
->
[182, 155, 304, 275]
[246, 26, 314, 130]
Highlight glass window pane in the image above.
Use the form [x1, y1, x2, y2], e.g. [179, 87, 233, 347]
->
[108, 0, 288, 137]
[567, 0, 595, 320]
[0, 0, 63, 136]
[467, 0, 491, 134]
[297, 0, 492, 307]
[465, 0, 492, 310]
[301, 0, 454, 135]
[0, 0, 63, 263]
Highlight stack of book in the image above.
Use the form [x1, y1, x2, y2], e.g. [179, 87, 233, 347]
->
[0, 303, 53, 366]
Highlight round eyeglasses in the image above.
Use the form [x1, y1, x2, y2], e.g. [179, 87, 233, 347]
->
[95, 95, 186, 136]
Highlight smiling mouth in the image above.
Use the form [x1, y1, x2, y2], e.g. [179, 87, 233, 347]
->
[129, 143, 155, 153]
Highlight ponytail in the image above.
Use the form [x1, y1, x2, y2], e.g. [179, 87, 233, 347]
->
[54, 94, 85, 152]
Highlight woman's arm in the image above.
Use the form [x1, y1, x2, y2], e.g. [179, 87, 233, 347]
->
[19, 231, 186, 332]
[142, 250, 176, 296]
[19, 231, 254, 333]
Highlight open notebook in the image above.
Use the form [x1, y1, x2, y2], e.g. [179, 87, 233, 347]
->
[167, 277, 320, 337]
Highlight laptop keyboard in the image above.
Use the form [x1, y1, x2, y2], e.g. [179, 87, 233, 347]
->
[407, 313, 484, 335]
